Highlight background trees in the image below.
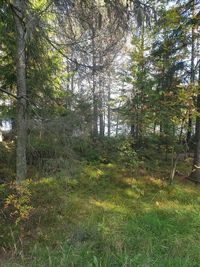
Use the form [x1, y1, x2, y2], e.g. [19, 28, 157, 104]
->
[0, 0, 199, 180]
[1, 1, 200, 266]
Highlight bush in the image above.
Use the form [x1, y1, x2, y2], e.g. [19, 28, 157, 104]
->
[118, 138, 139, 171]
[0, 177, 69, 248]
[0, 181, 34, 248]
[1, 182, 33, 225]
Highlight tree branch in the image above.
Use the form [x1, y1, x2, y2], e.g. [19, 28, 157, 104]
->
[0, 87, 18, 99]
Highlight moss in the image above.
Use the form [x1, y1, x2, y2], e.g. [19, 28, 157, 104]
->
[1, 162, 200, 267]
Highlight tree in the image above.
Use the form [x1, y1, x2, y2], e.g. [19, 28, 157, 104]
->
[189, 63, 200, 181]
[10, 0, 28, 181]
[186, 0, 197, 145]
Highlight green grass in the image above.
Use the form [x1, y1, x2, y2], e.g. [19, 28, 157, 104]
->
[1, 161, 200, 267]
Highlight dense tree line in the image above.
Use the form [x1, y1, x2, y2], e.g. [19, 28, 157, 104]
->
[0, 0, 200, 182]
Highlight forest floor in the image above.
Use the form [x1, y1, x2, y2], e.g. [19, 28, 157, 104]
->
[1, 159, 200, 267]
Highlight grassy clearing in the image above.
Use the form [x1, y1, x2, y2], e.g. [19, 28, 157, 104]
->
[1, 161, 200, 267]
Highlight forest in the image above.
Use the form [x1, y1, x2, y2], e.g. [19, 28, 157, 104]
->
[0, 0, 200, 266]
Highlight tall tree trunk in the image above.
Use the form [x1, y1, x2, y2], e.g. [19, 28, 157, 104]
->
[115, 82, 124, 136]
[11, 0, 27, 180]
[187, 0, 195, 145]
[107, 74, 111, 137]
[99, 88, 104, 137]
[99, 100, 104, 136]
[91, 19, 98, 136]
[0, 120, 2, 142]
[92, 72, 98, 136]
[99, 55, 104, 137]
[139, 20, 145, 139]
[115, 111, 119, 137]
[189, 63, 200, 181]
[135, 92, 139, 140]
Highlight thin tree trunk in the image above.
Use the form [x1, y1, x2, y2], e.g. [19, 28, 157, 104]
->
[0, 120, 2, 142]
[131, 124, 135, 137]
[139, 20, 145, 139]
[12, 0, 27, 181]
[99, 55, 104, 137]
[153, 122, 156, 134]
[160, 122, 163, 135]
[170, 147, 180, 185]
[115, 111, 119, 137]
[135, 93, 139, 140]
[99, 89, 104, 136]
[107, 73, 111, 137]
[92, 23, 98, 136]
[115, 82, 124, 137]
[189, 62, 200, 181]
[187, 117, 192, 145]
[99, 103, 104, 136]
[187, 0, 195, 145]
[92, 75, 98, 136]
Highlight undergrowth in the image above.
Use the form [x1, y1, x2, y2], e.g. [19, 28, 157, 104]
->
[1, 160, 200, 267]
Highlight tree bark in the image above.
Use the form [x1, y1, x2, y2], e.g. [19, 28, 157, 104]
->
[189, 63, 200, 181]
[92, 71, 98, 136]
[107, 74, 111, 137]
[91, 16, 98, 137]
[187, 0, 195, 145]
[99, 55, 104, 137]
[99, 88, 104, 136]
[11, 0, 27, 180]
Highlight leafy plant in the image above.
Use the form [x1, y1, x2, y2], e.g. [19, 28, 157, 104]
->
[118, 138, 139, 174]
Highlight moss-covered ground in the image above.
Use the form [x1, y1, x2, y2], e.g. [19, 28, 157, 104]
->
[1, 160, 200, 267]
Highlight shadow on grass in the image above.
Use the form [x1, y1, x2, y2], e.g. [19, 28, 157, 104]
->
[2, 163, 200, 267]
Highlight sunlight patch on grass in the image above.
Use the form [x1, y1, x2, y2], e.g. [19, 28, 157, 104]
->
[151, 200, 200, 222]
[124, 188, 141, 199]
[90, 199, 127, 214]
[2, 162, 200, 267]
[120, 177, 137, 185]
[83, 165, 105, 180]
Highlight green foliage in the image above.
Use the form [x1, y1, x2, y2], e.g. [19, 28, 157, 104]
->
[71, 137, 139, 171]
[0, 176, 69, 248]
[3, 183, 33, 225]
[0, 0, 199, 264]
[71, 137, 117, 163]
[1, 161, 200, 267]
[118, 138, 139, 171]
[0, 182, 33, 248]
[0, 142, 15, 182]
